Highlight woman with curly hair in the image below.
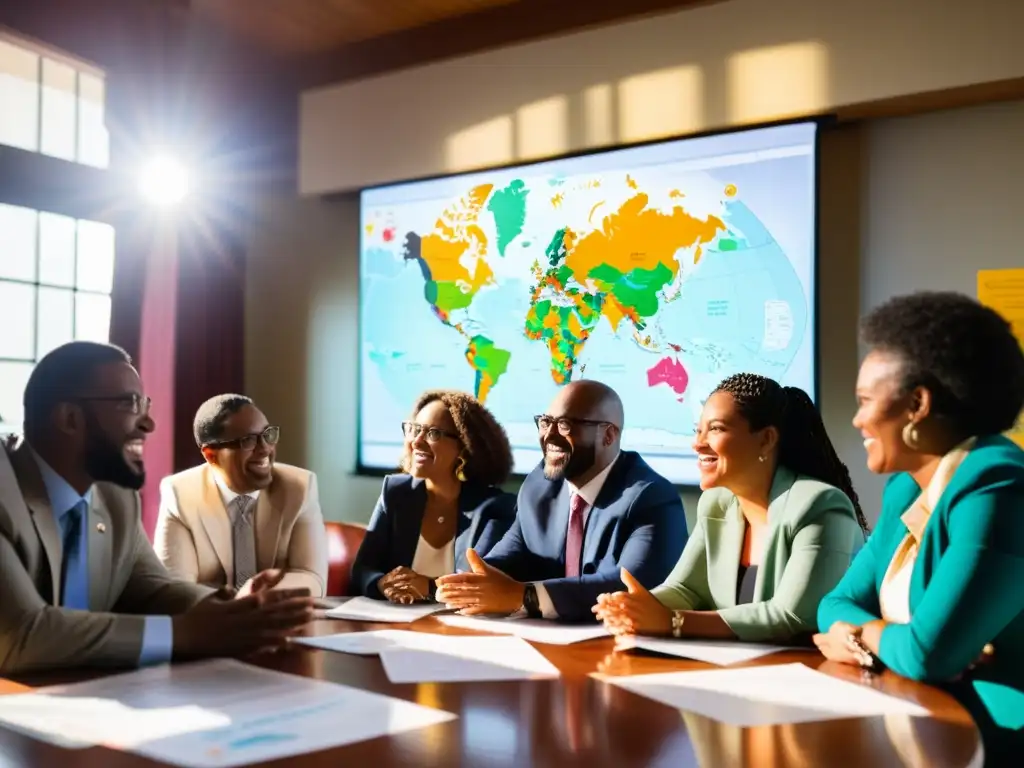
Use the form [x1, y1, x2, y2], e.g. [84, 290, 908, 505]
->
[594, 373, 866, 642]
[815, 291, 1024, 760]
[350, 390, 516, 603]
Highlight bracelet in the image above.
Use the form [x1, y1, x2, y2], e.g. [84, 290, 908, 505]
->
[671, 611, 686, 638]
[846, 631, 883, 671]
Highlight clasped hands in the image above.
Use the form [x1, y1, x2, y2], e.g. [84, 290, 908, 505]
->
[377, 567, 432, 604]
[593, 568, 673, 639]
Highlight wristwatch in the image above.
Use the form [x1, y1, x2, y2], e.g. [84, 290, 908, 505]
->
[671, 610, 686, 638]
[523, 584, 541, 618]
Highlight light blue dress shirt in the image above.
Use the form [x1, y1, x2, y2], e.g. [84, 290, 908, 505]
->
[32, 451, 174, 666]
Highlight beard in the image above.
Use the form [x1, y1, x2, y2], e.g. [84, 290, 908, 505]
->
[542, 436, 596, 482]
[82, 415, 145, 491]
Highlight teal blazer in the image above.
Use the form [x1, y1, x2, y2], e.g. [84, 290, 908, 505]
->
[652, 466, 863, 642]
[818, 435, 1024, 741]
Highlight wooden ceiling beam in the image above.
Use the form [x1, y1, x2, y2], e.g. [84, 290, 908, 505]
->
[291, 0, 720, 90]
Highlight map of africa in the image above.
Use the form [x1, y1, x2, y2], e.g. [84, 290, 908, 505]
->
[359, 123, 817, 482]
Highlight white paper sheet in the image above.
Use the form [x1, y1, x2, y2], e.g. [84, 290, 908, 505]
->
[435, 614, 610, 645]
[324, 596, 448, 623]
[380, 636, 560, 683]
[0, 659, 456, 767]
[616, 636, 795, 665]
[604, 662, 930, 727]
[295, 629, 442, 655]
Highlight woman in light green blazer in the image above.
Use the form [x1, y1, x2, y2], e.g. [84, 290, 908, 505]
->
[594, 373, 868, 642]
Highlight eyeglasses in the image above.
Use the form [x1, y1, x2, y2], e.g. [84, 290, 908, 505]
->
[78, 393, 152, 415]
[402, 421, 459, 443]
[206, 425, 281, 451]
[534, 415, 617, 435]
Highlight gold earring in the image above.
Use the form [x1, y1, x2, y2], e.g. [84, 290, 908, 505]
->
[455, 456, 467, 482]
[902, 421, 919, 449]
[758, 455, 766, 463]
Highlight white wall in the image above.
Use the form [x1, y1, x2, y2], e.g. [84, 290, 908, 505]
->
[247, 99, 1024, 525]
[300, 0, 1024, 194]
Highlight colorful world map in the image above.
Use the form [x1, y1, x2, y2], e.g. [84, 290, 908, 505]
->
[361, 163, 811, 469]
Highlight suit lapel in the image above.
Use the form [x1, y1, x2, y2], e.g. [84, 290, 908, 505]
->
[8, 442, 63, 605]
[197, 467, 234, 582]
[256, 481, 283, 571]
[549, 482, 572, 563]
[88, 492, 113, 609]
[705, 496, 744, 609]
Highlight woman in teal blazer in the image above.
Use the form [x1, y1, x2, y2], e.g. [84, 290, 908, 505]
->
[594, 373, 867, 642]
[815, 291, 1024, 761]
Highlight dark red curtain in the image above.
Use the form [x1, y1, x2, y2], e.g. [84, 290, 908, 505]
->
[171, 225, 247, 474]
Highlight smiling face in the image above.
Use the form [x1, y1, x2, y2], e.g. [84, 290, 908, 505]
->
[692, 391, 777, 492]
[853, 349, 918, 475]
[203, 405, 276, 493]
[78, 362, 154, 490]
[403, 399, 463, 482]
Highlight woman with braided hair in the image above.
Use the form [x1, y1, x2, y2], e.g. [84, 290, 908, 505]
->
[594, 373, 865, 642]
[351, 390, 516, 603]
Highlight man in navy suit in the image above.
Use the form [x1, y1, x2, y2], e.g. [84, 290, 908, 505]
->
[436, 380, 687, 622]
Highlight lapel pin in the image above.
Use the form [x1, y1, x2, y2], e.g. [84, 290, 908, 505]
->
[96, 523, 106, 534]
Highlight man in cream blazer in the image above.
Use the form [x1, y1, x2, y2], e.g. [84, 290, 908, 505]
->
[155, 394, 328, 597]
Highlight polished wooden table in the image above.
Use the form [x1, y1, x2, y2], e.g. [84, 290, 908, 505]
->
[0, 617, 982, 767]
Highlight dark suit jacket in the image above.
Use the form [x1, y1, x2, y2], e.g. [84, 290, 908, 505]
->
[485, 451, 688, 621]
[350, 474, 517, 598]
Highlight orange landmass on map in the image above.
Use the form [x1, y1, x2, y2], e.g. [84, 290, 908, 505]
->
[564, 192, 724, 282]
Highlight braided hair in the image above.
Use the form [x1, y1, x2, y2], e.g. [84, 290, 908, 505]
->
[711, 373, 869, 534]
[401, 390, 514, 487]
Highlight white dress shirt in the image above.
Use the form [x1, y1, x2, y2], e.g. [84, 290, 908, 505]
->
[533, 452, 620, 619]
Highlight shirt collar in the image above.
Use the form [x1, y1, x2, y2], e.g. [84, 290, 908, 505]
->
[213, 470, 260, 510]
[901, 436, 976, 543]
[567, 451, 620, 507]
[30, 447, 92, 520]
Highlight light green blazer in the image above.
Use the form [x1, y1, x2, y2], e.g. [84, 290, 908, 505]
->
[652, 466, 863, 642]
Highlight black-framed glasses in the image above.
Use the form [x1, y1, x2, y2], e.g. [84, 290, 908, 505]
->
[78, 393, 152, 415]
[206, 425, 281, 451]
[534, 415, 617, 435]
[402, 421, 459, 443]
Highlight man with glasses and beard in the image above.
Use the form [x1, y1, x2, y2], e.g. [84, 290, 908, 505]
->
[155, 394, 327, 596]
[436, 380, 688, 621]
[0, 342, 315, 674]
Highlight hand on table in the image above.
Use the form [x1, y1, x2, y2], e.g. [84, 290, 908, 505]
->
[172, 586, 315, 661]
[812, 621, 863, 666]
[377, 567, 431, 604]
[592, 568, 672, 637]
[434, 550, 525, 616]
[235, 568, 287, 598]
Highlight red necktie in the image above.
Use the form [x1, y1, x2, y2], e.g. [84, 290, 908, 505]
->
[565, 493, 586, 578]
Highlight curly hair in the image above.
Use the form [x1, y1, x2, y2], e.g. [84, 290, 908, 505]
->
[401, 390, 513, 487]
[861, 291, 1024, 437]
[712, 373, 869, 534]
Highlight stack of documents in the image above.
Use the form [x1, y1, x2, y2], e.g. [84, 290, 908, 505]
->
[323, 596, 448, 623]
[435, 614, 610, 645]
[0, 659, 455, 768]
[297, 630, 560, 683]
[614, 636, 795, 665]
[603, 662, 931, 726]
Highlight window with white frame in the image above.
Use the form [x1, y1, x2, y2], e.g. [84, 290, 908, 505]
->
[0, 32, 109, 167]
[0, 203, 115, 433]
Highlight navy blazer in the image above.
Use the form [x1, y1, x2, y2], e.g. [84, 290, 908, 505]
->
[350, 474, 517, 599]
[484, 451, 688, 621]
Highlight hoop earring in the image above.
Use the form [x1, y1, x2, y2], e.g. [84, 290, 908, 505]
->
[455, 456, 467, 483]
[902, 421, 920, 450]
